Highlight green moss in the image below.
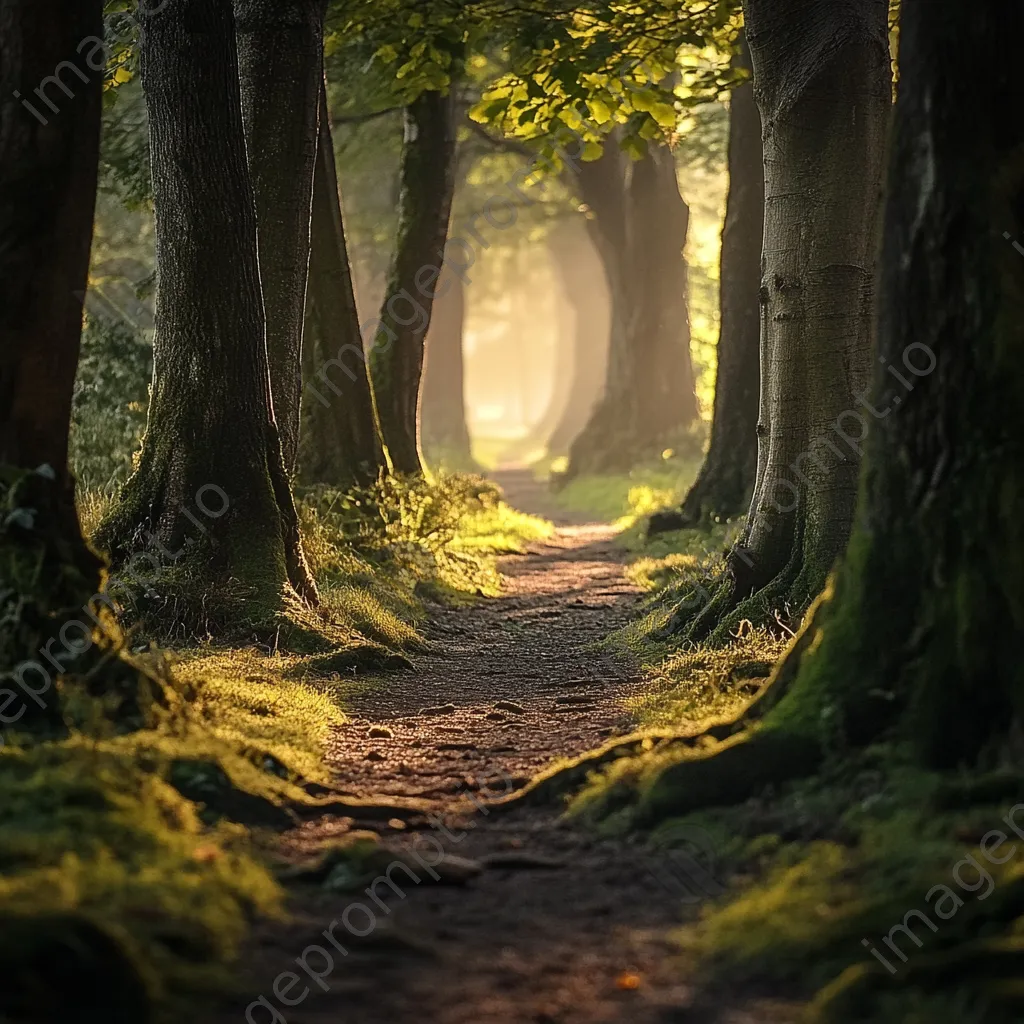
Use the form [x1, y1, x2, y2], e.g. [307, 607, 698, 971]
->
[550, 455, 704, 529]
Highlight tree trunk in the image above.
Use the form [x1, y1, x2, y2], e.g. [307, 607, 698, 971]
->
[369, 88, 458, 476]
[0, 0, 153, 736]
[544, 217, 610, 455]
[235, 0, 324, 474]
[770, 0, 1024, 768]
[680, 0, 890, 640]
[420, 263, 474, 466]
[97, 0, 318, 633]
[628, 142, 699, 442]
[641, 0, 1024, 834]
[658, 36, 763, 531]
[566, 137, 699, 477]
[299, 84, 386, 490]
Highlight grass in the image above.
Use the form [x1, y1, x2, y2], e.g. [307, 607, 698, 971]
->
[548, 452, 705, 533]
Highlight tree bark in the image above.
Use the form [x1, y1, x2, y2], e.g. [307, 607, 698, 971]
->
[681, 0, 890, 640]
[641, 0, 1024, 832]
[420, 263, 474, 466]
[369, 88, 458, 476]
[658, 36, 763, 531]
[566, 137, 699, 477]
[0, 0, 152, 737]
[770, 0, 1024, 767]
[299, 83, 386, 490]
[0, 0, 102, 499]
[98, 0, 318, 630]
[235, 0, 324, 474]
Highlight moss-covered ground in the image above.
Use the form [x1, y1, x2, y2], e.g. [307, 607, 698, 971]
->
[1, 470, 548, 1022]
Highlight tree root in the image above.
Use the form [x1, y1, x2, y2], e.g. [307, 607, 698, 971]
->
[487, 595, 830, 818]
[635, 726, 822, 823]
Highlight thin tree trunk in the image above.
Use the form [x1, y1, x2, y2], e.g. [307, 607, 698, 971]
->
[299, 83, 386, 489]
[660, 36, 763, 530]
[98, 0, 318, 632]
[369, 88, 458, 475]
[0, 0, 151, 736]
[680, 0, 890, 640]
[235, 0, 324, 473]
[420, 263, 473, 466]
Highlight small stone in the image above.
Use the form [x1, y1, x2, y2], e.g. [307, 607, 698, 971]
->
[365, 750, 386, 762]
[494, 700, 526, 714]
[421, 703, 457, 716]
[485, 711, 506, 721]
[368, 726, 394, 739]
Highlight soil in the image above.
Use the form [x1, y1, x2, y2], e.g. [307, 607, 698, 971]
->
[206, 472, 798, 1024]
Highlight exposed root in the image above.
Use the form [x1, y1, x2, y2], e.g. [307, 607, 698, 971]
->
[635, 726, 822, 823]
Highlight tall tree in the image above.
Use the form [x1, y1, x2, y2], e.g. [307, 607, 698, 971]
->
[98, 0, 318, 629]
[674, 0, 890, 641]
[420, 262, 474, 466]
[235, 0, 325, 473]
[566, 136, 700, 477]
[369, 87, 458, 475]
[652, 36, 763, 532]
[0, 0, 153, 735]
[637, 0, 1024, 835]
[299, 84, 387, 490]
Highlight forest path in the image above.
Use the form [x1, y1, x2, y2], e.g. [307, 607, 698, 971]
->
[214, 473, 787, 1024]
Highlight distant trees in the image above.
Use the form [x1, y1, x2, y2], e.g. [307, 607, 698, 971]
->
[420, 264, 474, 466]
[566, 136, 700, 477]
[98, 0, 318, 624]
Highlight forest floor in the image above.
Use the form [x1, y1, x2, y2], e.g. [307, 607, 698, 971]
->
[208, 471, 796, 1024]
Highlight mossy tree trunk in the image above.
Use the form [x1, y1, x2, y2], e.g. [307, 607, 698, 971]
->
[567, 137, 699, 477]
[235, 0, 325, 474]
[679, 0, 890, 640]
[299, 84, 386, 490]
[0, 0, 155, 737]
[640, 0, 1024, 823]
[369, 88, 458, 476]
[98, 0, 318, 628]
[420, 264, 474, 466]
[667, 37, 763, 530]
[766, 0, 1024, 769]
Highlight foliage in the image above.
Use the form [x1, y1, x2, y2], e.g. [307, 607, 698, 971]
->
[71, 315, 152, 496]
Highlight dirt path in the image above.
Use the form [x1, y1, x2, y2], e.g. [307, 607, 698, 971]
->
[210, 473, 790, 1024]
